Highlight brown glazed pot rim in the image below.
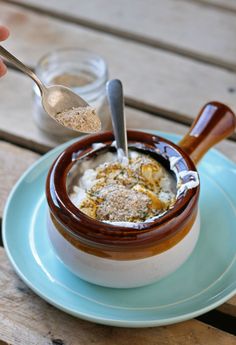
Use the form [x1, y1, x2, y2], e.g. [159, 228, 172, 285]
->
[46, 130, 200, 246]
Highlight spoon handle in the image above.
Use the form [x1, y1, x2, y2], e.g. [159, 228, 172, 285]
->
[106, 79, 128, 157]
[0, 45, 46, 94]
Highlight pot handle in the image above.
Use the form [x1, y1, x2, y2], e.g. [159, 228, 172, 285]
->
[178, 101, 236, 165]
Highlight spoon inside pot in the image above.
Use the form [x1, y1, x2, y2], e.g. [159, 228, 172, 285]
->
[106, 79, 128, 160]
[0, 45, 101, 133]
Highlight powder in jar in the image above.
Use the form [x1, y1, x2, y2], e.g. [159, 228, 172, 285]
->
[52, 73, 95, 88]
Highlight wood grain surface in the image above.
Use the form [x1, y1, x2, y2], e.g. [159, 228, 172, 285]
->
[0, 70, 59, 153]
[0, 0, 235, 342]
[1, 3, 236, 126]
[3, 0, 236, 70]
[0, 248, 235, 345]
[0, 141, 39, 218]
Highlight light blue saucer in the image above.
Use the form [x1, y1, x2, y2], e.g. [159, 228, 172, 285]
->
[3, 132, 236, 327]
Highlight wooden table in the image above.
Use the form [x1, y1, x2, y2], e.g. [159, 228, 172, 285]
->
[0, 0, 235, 343]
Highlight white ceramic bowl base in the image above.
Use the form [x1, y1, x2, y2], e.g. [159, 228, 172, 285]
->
[47, 212, 200, 288]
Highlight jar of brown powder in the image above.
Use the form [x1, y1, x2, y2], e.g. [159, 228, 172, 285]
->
[33, 48, 110, 139]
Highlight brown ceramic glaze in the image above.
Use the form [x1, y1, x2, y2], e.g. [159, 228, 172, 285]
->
[49, 208, 197, 259]
[46, 101, 236, 260]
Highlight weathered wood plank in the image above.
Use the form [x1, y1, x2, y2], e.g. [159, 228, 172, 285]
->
[0, 70, 60, 153]
[1, 4, 236, 125]
[0, 0, 235, 341]
[0, 141, 39, 218]
[1, 70, 236, 158]
[0, 314, 51, 345]
[4, 0, 236, 70]
[195, 0, 236, 11]
[0, 248, 235, 345]
[218, 295, 236, 318]
[0, 340, 9, 345]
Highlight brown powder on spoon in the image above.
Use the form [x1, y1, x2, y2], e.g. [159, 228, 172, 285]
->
[55, 106, 101, 133]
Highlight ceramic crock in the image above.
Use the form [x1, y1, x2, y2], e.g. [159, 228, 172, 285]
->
[46, 101, 236, 288]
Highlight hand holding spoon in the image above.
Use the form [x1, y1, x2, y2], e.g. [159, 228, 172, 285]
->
[106, 79, 128, 159]
[0, 45, 101, 133]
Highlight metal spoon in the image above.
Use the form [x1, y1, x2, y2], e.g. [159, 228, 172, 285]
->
[106, 79, 128, 159]
[0, 45, 100, 133]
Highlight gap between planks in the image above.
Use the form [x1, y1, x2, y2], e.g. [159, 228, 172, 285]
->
[188, 0, 236, 14]
[1, 0, 236, 73]
[197, 309, 236, 335]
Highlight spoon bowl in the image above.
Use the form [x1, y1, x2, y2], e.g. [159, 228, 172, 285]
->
[42, 85, 89, 117]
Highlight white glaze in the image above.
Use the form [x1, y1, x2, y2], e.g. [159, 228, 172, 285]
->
[47, 212, 200, 288]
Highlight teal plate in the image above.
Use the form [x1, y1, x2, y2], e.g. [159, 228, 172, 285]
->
[3, 131, 236, 327]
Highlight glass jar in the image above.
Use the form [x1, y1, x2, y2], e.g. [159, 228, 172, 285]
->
[33, 48, 111, 139]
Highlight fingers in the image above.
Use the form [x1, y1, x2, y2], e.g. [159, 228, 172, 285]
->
[0, 58, 7, 77]
[0, 26, 9, 41]
[0, 26, 9, 76]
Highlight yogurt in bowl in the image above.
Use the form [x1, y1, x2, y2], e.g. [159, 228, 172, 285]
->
[46, 102, 236, 288]
[69, 150, 176, 224]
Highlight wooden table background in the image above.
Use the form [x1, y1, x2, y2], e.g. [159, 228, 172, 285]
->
[0, 0, 235, 344]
